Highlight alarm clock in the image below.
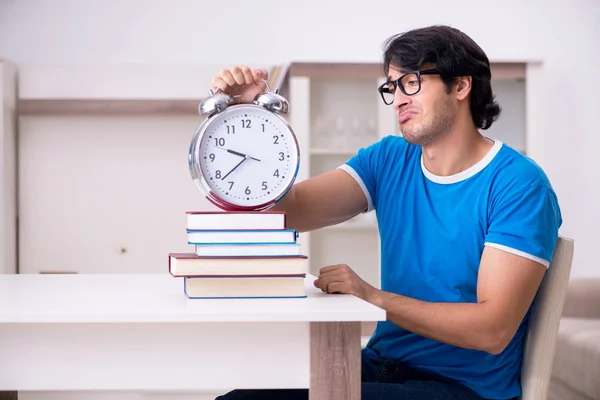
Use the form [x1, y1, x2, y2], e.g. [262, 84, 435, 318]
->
[188, 80, 300, 211]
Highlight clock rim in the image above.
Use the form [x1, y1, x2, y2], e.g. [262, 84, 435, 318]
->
[189, 103, 300, 211]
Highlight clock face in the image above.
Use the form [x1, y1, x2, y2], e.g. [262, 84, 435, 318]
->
[193, 104, 299, 210]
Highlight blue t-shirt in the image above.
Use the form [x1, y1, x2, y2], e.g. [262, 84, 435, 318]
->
[339, 135, 562, 400]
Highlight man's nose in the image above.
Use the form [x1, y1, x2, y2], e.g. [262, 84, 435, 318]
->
[393, 90, 412, 110]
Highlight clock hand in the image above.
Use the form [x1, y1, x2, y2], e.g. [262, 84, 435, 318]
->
[228, 149, 262, 162]
[215, 146, 244, 158]
[215, 146, 261, 162]
[224, 148, 245, 158]
[221, 157, 248, 181]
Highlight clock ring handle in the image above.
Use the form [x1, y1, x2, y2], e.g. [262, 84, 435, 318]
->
[262, 79, 273, 93]
[208, 86, 242, 100]
[261, 78, 286, 96]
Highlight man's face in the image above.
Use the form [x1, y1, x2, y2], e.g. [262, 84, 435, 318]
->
[387, 64, 457, 146]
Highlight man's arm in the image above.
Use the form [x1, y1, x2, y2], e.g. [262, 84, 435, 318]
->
[271, 169, 368, 232]
[366, 246, 546, 354]
[316, 246, 547, 355]
[210, 65, 377, 233]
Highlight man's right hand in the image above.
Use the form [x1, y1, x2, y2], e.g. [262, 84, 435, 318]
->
[211, 66, 269, 104]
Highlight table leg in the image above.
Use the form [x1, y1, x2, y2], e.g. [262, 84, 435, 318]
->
[309, 321, 361, 400]
[0, 392, 17, 400]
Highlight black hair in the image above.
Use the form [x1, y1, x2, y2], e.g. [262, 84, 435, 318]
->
[382, 25, 501, 130]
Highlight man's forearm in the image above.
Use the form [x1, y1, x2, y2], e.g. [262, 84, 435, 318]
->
[271, 184, 352, 232]
[270, 169, 370, 232]
[270, 186, 314, 232]
[367, 290, 511, 355]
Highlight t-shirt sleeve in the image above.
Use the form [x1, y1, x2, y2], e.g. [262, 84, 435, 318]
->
[336, 137, 390, 213]
[485, 184, 563, 268]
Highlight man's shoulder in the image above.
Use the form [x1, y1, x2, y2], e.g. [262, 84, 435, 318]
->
[490, 143, 555, 194]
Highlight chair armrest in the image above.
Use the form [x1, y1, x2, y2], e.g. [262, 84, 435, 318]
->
[561, 278, 600, 319]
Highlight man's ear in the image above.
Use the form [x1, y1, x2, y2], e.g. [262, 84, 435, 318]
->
[454, 76, 472, 101]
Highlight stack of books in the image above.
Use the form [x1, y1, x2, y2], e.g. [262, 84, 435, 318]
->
[168, 211, 308, 299]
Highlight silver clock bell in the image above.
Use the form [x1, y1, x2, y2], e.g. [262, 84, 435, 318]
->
[198, 80, 289, 117]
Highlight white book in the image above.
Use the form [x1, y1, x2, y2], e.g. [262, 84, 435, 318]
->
[184, 275, 307, 299]
[186, 229, 298, 244]
[186, 211, 286, 230]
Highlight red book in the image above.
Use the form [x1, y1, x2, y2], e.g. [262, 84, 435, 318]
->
[168, 253, 307, 277]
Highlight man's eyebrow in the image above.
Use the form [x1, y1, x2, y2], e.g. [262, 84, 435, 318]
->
[387, 69, 410, 80]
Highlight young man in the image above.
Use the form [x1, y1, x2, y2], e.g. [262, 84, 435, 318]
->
[211, 25, 562, 400]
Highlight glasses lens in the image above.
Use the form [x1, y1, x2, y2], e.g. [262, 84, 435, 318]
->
[400, 73, 420, 95]
[380, 83, 395, 105]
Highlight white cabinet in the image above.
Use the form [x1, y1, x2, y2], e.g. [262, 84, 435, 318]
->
[285, 62, 528, 289]
[13, 62, 527, 278]
[485, 78, 527, 153]
[287, 74, 393, 288]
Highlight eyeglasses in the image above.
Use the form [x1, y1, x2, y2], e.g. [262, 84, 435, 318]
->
[378, 68, 441, 105]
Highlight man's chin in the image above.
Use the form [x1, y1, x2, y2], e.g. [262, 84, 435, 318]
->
[400, 130, 420, 145]
[401, 130, 436, 146]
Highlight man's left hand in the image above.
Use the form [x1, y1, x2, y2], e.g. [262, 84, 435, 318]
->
[314, 263, 376, 301]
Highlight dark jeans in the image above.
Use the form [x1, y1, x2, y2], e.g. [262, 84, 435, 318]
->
[214, 349, 487, 400]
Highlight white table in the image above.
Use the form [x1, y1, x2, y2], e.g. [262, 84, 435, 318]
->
[0, 273, 385, 400]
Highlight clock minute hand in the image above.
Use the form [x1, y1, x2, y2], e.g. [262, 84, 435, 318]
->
[221, 157, 247, 181]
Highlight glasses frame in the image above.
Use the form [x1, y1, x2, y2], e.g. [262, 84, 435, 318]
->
[378, 68, 441, 105]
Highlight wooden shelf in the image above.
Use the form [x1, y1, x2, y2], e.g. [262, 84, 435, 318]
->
[289, 61, 526, 81]
[488, 62, 527, 80]
[18, 98, 204, 116]
[15, 61, 527, 116]
[290, 62, 384, 80]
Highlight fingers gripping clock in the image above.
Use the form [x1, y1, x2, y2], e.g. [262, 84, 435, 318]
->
[188, 81, 300, 211]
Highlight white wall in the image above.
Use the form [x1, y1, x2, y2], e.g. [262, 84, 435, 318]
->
[0, 0, 598, 277]
[0, 61, 17, 274]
